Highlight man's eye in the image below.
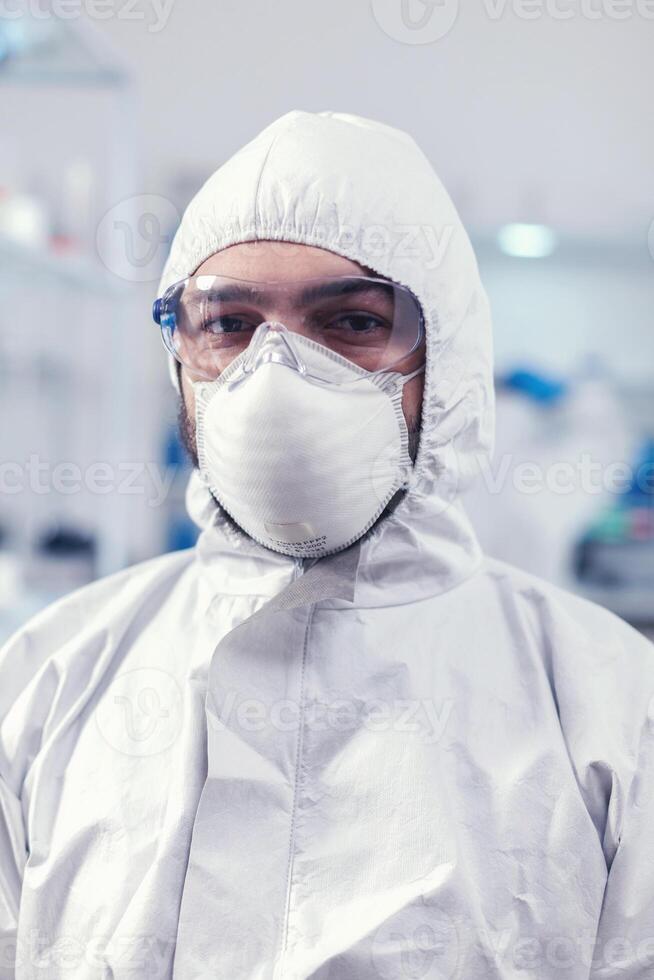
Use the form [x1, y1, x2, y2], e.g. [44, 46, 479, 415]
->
[328, 314, 387, 333]
[204, 316, 253, 335]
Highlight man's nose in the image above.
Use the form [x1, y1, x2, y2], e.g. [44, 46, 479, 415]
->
[261, 310, 310, 337]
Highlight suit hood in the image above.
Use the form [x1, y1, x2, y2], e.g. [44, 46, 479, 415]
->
[157, 110, 495, 604]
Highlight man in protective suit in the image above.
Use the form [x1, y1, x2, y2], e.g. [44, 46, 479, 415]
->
[1, 110, 653, 980]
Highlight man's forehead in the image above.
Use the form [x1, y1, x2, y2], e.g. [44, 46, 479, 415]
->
[192, 240, 373, 281]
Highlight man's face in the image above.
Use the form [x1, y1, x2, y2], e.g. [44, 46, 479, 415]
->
[176, 240, 425, 466]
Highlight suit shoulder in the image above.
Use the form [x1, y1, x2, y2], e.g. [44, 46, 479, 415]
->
[0, 548, 195, 674]
[481, 555, 653, 663]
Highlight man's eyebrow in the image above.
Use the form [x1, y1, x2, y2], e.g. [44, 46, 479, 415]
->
[190, 283, 261, 304]
[296, 279, 393, 304]
[189, 279, 393, 305]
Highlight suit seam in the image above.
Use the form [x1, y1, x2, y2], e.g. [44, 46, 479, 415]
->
[277, 604, 315, 974]
[253, 131, 280, 235]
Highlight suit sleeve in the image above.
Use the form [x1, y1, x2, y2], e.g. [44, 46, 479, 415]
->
[0, 617, 62, 980]
[0, 773, 25, 980]
[0, 627, 34, 980]
[587, 630, 654, 978]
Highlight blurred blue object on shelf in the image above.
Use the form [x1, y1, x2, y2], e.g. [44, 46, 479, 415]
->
[621, 438, 654, 509]
[500, 367, 569, 405]
[166, 516, 199, 553]
[164, 423, 187, 469]
[575, 438, 654, 598]
[161, 423, 199, 553]
[466, 363, 636, 591]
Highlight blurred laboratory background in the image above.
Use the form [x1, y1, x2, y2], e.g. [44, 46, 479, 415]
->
[1, 0, 652, 640]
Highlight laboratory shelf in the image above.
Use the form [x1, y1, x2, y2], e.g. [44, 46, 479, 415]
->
[1, 12, 144, 588]
[0, 235, 127, 295]
[0, 13, 128, 88]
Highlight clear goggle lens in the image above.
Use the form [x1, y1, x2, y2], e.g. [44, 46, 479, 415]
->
[153, 274, 424, 381]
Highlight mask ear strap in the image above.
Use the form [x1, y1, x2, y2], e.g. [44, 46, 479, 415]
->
[402, 363, 426, 384]
[371, 361, 425, 394]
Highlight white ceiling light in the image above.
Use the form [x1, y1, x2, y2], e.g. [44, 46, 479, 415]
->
[497, 223, 558, 259]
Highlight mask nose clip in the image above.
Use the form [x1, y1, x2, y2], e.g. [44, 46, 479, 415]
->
[241, 322, 307, 377]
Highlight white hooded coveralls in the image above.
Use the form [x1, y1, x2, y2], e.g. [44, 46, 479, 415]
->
[1, 111, 654, 980]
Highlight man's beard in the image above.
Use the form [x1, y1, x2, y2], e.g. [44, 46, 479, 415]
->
[406, 411, 422, 463]
[178, 393, 421, 469]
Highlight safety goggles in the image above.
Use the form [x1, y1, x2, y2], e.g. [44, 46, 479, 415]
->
[152, 274, 425, 381]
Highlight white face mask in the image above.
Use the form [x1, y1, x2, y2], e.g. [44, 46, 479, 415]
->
[193, 324, 423, 559]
